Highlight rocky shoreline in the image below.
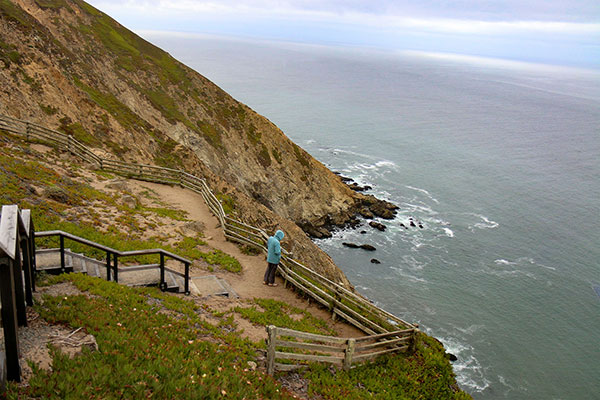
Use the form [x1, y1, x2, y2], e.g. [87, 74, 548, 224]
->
[298, 173, 399, 239]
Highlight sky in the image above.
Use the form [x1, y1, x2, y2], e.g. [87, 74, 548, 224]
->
[88, 0, 599, 68]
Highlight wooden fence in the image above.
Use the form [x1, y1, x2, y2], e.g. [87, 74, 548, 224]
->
[0, 113, 418, 358]
[266, 325, 418, 374]
[0, 205, 37, 384]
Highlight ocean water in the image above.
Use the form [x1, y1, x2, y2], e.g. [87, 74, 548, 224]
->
[145, 33, 600, 399]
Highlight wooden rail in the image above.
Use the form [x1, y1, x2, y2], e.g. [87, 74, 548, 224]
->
[1, 113, 419, 360]
[266, 325, 418, 374]
[0, 205, 37, 384]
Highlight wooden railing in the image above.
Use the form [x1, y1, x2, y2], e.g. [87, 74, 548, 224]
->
[266, 325, 418, 374]
[0, 205, 37, 383]
[0, 113, 418, 354]
[35, 230, 192, 294]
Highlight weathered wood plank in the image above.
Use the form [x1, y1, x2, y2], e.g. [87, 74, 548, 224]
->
[275, 327, 348, 344]
[333, 308, 377, 335]
[352, 345, 408, 362]
[275, 351, 343, 364]
[354, 336, 411, 352]
[354, 328, 416, 343]
[0, 205, 19, 259]
[274, 339, 345, 353]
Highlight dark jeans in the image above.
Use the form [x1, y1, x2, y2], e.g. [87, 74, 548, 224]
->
[264, 262, 278, 284]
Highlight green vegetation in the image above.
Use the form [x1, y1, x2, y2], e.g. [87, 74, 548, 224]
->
[246, 124, 261, 144]
[39, 103, 58, 115]
[272, 148, 282, 164]
[142, 206, 188, 221]
[257, 144, 272, 168]
[5, 273, 294, 399]
[293, 143, 310, 168]
[0, 0, 34, 28]
[33, 0, 70, 10]
[20, 70, 42, 92]
[303, 334, 471, 400]
[240, 244, 262, 256]
[234, 298, 334, 336]
[58, 116, 100, 146]
[196, 120, 225, 151]
[73, 77, 150, 133]
[216, 193, 236, 215]
[0, 39, 19, 68]
[203, 249, 241, 273]
[94, 169, 116, 181]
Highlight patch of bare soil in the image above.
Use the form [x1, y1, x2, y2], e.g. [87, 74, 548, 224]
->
[16, 307, 98, 386]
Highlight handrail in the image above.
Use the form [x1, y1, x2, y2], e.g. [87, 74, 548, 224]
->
[35, 230, 191, 294]
[0, 205, 36, 383]
[1, 113, 418, 336]
[36, 230, 191, 264]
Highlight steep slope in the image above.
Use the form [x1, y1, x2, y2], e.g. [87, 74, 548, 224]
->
[0, 0, 396, 283]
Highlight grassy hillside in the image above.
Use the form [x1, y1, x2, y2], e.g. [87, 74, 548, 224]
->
[0, 128, 471, 399]
[6, 273, 470, 399]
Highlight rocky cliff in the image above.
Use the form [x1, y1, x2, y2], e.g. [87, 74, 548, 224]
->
[0, 0, 397, 284]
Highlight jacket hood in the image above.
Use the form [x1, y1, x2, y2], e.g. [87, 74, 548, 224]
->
[275, 230, 285, 240]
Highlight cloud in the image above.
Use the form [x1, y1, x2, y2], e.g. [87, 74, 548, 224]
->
[93, 0, 600, 23]
[92, 0, 600, 36]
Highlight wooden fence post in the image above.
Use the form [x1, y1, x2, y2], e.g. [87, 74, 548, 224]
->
[0, 258, 21, 382]
[12, 234, 27, 327]
[343, 338, 355, 371]
[20, 237, 34, 307]
[266, 325, 277, 375]
[25, 122, 31, 141]
[30, 228, 37, 292]
[409, 329, 419, 353]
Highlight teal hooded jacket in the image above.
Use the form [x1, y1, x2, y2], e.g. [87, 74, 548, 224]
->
[267, 230, 285, 264]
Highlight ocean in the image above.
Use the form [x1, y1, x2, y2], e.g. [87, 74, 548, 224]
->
[144, 33, 600, 399]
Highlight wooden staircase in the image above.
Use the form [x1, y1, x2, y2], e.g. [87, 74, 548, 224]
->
[35, 248, 188, 293]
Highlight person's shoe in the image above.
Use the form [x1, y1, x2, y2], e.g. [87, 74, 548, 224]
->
[263, 281, 268, 285]
[268, 283, 278, 287]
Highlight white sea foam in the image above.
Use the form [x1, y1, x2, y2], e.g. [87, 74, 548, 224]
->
[494, 259, 516, 265]
[402, 202, 437, 215]
[390, 266, 427, 283]
[374, 160, 397, 169]
[437, 334, 491, 393]
[405, 185, 440, 204]
[466, 213, 499, 231]
[443, 228, 455, 237]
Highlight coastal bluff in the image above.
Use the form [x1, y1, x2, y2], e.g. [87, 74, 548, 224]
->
[0, 0, 395, 285]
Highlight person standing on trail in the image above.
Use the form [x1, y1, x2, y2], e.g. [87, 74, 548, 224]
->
[264, 230, 285, 286]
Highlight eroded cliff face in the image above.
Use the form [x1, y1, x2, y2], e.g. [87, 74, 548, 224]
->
[0, 0, 396, 284]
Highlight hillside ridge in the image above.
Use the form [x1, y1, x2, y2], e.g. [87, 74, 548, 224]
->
[0, 0, 397, 283]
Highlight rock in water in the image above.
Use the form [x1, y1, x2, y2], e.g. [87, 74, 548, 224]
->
[342, 242, 360, 249]
[370, 258, 381, 264]
[369, 221, 386, 231]
[360, 244, 376, 251]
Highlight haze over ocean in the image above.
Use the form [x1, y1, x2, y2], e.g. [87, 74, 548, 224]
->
[145, 33, 600, 399]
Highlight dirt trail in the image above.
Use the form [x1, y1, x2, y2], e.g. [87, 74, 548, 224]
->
[134, 181, 363, 339]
